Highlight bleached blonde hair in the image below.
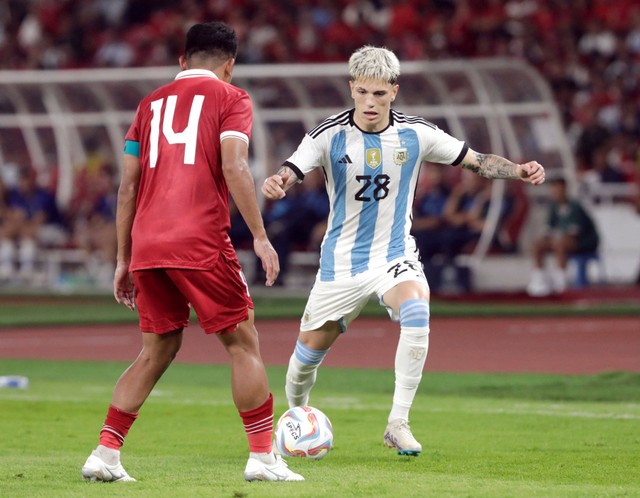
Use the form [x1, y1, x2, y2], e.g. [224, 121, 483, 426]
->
[348, 46, 400, 84]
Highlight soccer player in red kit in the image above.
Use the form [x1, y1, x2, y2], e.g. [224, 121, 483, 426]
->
[81, 22, 303, 483]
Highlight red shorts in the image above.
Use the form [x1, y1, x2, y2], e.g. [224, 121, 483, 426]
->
[133, 254, 253, 335]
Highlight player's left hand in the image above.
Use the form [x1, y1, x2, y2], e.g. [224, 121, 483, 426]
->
[114, 262, 135, 310]
[517, 161, 545, 185]
[254, 236, 280, 286]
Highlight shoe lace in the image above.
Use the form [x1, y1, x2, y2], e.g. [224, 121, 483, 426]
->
[274, 455, 289, 468]
[396, 420, 416, 440]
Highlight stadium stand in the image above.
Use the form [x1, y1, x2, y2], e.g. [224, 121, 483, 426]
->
[0, 0, 638, 291]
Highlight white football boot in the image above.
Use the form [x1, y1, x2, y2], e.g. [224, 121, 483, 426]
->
[384, 419, 422, 456]
[244, 454, 304, 482]
[81, 446, 136, 482]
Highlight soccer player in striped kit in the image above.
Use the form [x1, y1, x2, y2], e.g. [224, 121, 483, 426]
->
[262, 46, 546, 456]
[81, 22, 303, 482]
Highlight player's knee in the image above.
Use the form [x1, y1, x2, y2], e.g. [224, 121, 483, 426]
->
[138, 348, 177, 371]
[220, 333, 254, 357]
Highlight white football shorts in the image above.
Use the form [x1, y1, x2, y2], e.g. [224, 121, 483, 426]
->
[300, 255, 429, 332]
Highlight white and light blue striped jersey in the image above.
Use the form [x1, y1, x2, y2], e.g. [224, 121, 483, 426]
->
[284, 109, 468, 282]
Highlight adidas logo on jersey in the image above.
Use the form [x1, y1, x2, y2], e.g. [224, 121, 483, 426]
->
[338, 154, 353, 164]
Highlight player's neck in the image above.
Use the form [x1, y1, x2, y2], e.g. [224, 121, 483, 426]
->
[181, 56, 233, 83]
[353, 115, 390, 133]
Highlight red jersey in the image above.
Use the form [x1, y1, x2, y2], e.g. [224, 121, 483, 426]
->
[125, 69, 252, 271]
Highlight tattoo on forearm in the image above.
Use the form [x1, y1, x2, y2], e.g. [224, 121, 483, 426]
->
[276, 165, 300, 188]
[276, 165, 291, 176]
[461, 153, 518, 179]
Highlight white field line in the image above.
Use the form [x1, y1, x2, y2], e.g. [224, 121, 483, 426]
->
[318, 396, 640, 419]
[0, 334, 134, 348]
[2, 391, 639, 420]
[460, 407, 640, 420]
[0, 391, 235, 407]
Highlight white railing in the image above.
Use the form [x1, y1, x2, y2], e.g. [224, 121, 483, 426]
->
[11, 58, 630, 291]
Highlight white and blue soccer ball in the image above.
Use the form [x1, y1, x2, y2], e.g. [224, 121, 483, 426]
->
[274, 406, 333, 460]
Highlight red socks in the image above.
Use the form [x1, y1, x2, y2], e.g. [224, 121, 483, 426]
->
[239, 393, 274, 453]
[99, 404, 139, 450]
[98, 396, 273, 453]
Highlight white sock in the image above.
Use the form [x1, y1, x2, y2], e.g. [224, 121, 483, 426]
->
[18, 238, 37, 273]
[285, 340, 328, 408]
[0, 238, 15, 271]
[250, 451, 276, 464]
[389, 325, 429, 422]
[285, 354, 318, 408]
[550, 266, 567, 292]
[95, 444, 120, 465]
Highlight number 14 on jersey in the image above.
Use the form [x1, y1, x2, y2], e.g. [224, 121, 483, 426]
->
[149, 95, 204, 168]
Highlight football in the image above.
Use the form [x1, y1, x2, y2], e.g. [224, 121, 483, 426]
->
[274, 406, 333, 460]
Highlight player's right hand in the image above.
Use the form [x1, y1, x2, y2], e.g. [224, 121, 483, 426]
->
[254, 236, 280, 286]
[262, 173, 289, 200]
[517, 161, 545, 185]
[114, 262, 136, 311]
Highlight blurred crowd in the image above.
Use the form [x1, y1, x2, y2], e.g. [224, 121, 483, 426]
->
[0, 161, 117, 286]
[1, 0, 639, 288]
[2, 0, 639, 184]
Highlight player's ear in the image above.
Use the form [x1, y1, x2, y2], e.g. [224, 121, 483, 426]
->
[179, 55, 187, 70]
[223, 58, 235, 82]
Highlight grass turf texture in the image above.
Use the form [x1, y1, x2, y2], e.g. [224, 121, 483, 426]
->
[1, 293, 639, 327]
[0, 359, 639, 497]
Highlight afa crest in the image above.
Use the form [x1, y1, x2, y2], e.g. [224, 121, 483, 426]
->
[366, 148, 382, 168]
[393, 148, 408, 165]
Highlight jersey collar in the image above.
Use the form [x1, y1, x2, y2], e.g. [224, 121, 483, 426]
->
[175, 69, 219, 80]
[348, 108, 394, 134]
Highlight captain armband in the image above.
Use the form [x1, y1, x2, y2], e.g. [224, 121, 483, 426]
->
[123, 140, 140, 158]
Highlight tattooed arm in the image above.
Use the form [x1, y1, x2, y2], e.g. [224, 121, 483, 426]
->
[459, 149, 546, 185]
[261, 164, 303, 200]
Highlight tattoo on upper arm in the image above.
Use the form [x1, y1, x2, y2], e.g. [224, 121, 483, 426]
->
[461, 152, 517, 180]
[460, 152, 484, 174]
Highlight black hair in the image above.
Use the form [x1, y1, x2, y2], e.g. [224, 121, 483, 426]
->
[185, 22, 237, 61]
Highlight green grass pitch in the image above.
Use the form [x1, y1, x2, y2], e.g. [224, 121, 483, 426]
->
[1, 359, 638, 497]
